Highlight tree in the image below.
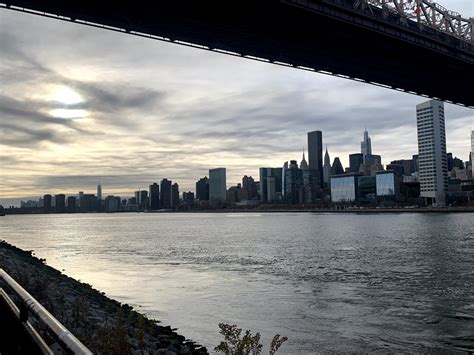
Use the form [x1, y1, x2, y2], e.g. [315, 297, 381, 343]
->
[215, 323, 287, 355]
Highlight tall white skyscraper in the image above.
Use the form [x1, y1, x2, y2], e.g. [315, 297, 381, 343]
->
[209, 168, 226, 202]
[361, 129, 372, 159]
[416, 100, 448, 206]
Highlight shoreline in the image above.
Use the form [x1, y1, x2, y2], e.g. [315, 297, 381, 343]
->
[2, 206, 474, 215]
[0, 240, 208, 354]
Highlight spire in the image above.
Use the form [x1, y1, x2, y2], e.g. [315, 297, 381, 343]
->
[324, 145, 331, 166]
[361, 127, 372, 157]
[300, 148, 308, 170]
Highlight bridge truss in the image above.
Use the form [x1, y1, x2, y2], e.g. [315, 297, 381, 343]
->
[355, 0, 473, 43]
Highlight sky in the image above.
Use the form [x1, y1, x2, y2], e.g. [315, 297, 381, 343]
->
[0, 2, 473, 206]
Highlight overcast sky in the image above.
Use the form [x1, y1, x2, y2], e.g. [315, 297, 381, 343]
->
[1, 2, 473, 205]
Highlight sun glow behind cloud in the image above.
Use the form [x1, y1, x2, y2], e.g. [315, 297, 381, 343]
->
[49, 108, 88, 119]
[50, 85, 83, 105]
[47, 85, 88, 118]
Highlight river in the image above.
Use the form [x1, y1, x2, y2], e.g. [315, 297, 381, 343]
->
[1, 212, 473, 353]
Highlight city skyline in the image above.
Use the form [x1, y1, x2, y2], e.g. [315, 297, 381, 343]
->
[5, 121, 472, 208]
[1, 109, 472, 206]
[1, 7, 473, 205]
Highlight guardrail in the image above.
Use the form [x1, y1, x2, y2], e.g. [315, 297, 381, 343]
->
[0, 268, 92, 355]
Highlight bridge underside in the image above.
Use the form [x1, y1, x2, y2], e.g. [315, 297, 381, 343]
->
[3, 0, 474, 107]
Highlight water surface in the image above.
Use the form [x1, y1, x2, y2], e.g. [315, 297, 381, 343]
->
[1, 212, 473, 353]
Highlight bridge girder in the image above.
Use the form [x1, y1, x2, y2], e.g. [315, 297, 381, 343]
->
[1, 0, 473, 107]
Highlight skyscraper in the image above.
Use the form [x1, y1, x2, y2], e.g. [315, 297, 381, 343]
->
[149, 183, 160, 210]
[361, 129, 372, 159]
[301, 150, 318, 203]
[471, 131, 474, 166]
[43, 194, 52, 212]
[67, 196, 76, 213]
[323, 147, 331, 187]
[97, 183, 102, 200]
[282, 162, 288, 197]
[416, 100, 448, 206]
[196, 176, 209, 201]
[259, 167, 283, 202]
[160, 179, 172, 209]
[412, 154, 419, 173]
[307, 130, 323, 188]
[209, 168, 226, 202]
[138, 190, 148, 211]
[242, 175, 258, 200]
[364, 154, 383, 176]
[171, 183, 180, 209]
[300, 150, 308, 170]
[390, 159, 415, 176]
[55, 194, 66, 213]
[331, 157, 344, 175]
[183, 192, 195, 206]
[285, 160, 301, 204]
[349, 153, 364, 173]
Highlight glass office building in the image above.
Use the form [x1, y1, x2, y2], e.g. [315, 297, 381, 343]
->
[376, 171, 397, 196]
[357, 176, 376, 202]
[259, 167, 283, 202]
[209, 168, 227, 202]
[330, 174, 358, 202]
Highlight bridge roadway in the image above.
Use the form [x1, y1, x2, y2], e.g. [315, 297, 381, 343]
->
[2, 0, 473, 107]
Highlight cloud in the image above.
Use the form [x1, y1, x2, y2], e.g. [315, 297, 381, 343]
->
[0, 8, 473, 204]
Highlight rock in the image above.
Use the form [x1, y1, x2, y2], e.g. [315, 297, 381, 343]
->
[0, 240, 209, 354]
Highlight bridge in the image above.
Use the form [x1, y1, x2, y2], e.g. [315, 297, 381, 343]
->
[2, 0, 473, 107]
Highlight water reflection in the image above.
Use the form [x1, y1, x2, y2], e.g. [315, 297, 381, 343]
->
[1, 213, 473, 353]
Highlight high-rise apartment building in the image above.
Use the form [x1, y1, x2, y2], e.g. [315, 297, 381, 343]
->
[43, 194, 52, 212]
[138, 190, 148, 211]
[209, 168, 226, 202]
[55, 194, 66, 213]
[67, 196, 76, 213]
[307, 130, 323, 188]
[416, 100, 448, 206]
[149, 183, 160, 210]
[160, 179, 172, 209]
[171, 183, 180, 209]
[196, 176, 209, 201]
